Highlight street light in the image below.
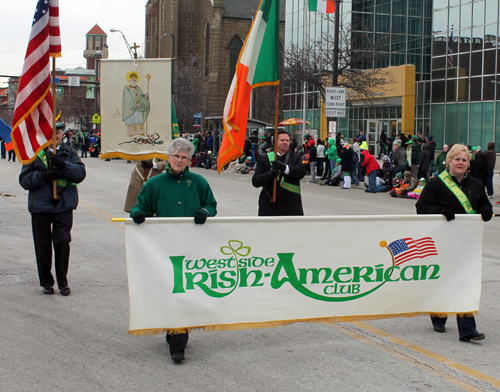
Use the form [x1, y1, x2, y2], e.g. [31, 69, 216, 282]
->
[110, 28, 139, 60]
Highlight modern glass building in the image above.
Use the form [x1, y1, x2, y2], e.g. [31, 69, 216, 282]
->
[430, 0, 500, 148]
[284, 0, 500, 154]
[283, 0, 335, 138]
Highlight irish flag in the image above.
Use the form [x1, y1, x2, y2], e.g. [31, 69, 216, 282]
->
[308, 0, 336, 14]
[217, 0, 280, 173]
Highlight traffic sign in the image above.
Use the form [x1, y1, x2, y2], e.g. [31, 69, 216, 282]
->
[68, 76, 80, 87]
[193, 113, 202, 128]
[325, 109, 346, 118]
[325, 86, 346, 110]
[92, 113, 101, 124]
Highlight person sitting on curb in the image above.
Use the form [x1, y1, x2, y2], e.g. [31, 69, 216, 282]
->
[361, 149, 381, 193]
[320, 159, 342, 186]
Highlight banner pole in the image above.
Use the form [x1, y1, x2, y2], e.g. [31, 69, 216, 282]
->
[271, 84, 279, 203]
[52, 57, 59, 200]
[146, 73, 151, 136]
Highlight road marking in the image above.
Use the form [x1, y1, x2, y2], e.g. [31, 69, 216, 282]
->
[332, 321, 500, 391]
[79, 201, 125, 230]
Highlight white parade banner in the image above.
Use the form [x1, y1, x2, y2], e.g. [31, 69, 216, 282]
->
[124, 215, 483, 336]
[100, 59, 172, 161]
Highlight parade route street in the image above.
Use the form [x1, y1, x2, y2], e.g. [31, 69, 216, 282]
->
[1, 157, 500, 392]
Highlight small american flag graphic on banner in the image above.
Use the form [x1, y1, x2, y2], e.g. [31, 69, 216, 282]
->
[387, 237, 438, 266]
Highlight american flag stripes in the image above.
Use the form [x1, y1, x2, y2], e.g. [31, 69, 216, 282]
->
[387, 237, 438, 266]
[11, 0, 61, 164]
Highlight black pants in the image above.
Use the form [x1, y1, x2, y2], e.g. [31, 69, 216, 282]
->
[166, 332, 189, 356]
[431, 315, 477, 339]
[31, 210, 73, 288]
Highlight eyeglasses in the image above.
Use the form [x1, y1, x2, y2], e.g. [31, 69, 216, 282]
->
[171, 154, 189, 161]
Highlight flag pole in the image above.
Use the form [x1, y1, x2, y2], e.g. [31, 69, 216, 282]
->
[51, 57, 59, 200]
[271, 84, 279, 203]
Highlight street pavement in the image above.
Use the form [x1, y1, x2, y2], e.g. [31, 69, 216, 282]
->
[1, 156, 500, 392]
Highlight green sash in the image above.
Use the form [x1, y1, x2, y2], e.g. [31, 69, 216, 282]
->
[38, 150, 77, 188]
[438, 171, 475, 214]
[267, 152, 301, 194]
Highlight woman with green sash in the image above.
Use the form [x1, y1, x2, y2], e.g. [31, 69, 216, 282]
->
[416, 144, 492, 342]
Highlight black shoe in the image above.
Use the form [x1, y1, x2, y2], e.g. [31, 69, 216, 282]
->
[171, 352, 185, 363]
[460, 331, 485, 342]
[59, 286, 71, 296]
[433, 325, 446, 333]
[43, 286, 54, 295]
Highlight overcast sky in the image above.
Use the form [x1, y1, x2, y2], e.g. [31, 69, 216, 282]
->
[0, 0, 148, 87]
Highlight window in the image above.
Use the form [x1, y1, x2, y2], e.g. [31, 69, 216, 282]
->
[205, 23, 210, 77]
[228, 36, 243, 83]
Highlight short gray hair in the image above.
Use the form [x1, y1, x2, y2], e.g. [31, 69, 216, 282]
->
[168, 138, 194, 157]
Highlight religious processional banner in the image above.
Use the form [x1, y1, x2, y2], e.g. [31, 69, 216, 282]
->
[124, 215, 483, 336]
[100, 59, 172, 161]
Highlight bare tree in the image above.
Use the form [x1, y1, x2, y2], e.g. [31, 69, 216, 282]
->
[54, 83, 97, 131]
[173, 56, 204, 134]
[283, 21, 393, 103]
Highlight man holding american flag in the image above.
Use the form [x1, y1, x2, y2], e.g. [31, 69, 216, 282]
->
[16, 0, 86, 296]
[19, 123, 86, 296]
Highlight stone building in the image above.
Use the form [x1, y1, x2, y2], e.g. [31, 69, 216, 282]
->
[145, 0, 285, 132]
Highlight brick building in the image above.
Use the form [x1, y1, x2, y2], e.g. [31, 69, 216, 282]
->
[145, 0, 285, 132]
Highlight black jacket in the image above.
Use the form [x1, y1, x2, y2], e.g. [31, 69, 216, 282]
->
[339, 148, 353, 172]
[416, 172, 492, 216]
[471, 150, 488, 185]
[308, 145, 317, 162]
[252, 151, 305, 216]
[419, 144, 431, 173]
[19, 143, 86, 214]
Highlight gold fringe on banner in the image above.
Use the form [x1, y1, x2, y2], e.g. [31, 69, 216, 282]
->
[127, 311, 478, 336]
[100, 152, 169, 161]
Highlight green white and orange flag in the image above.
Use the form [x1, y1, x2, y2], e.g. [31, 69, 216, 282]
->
[308, 0, 336, 14]
[217, 0, 280, 173]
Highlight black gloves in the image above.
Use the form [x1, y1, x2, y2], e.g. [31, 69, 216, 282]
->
[480, 208, 493, 222]
[194, 208, 209, 224]
[50, 155, 66, 170]
[131, 211, 146, 225]
[442, 209, 455, 221]
[141, 160, 154, 169]
[268, 168, 279, 180]
[272, 160, 287, 172]
[43, 170, 61, 182]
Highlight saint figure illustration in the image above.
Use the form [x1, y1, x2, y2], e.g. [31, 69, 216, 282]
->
[122, 71, 150, 136]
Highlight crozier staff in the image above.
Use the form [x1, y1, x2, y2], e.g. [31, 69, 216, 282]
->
[416, 144, 492, 342]
[130, 138, 217, 363]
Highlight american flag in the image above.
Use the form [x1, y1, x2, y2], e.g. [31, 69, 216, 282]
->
[387, 237, 438, 266]
[447, 30, 454, 67]
[11, 0, 61, 164]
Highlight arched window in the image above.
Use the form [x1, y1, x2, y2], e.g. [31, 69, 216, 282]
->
[205, 23, 210, 77]
[229, 36, 243, 82]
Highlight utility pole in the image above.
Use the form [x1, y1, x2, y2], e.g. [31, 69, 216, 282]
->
[329, 0, 341, 139]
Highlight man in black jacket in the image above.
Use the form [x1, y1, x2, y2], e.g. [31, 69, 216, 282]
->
[19, 126, 86, 296]
[252, 130, 305, 216]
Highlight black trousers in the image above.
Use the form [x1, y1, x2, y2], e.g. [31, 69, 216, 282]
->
[166, 332, 189, 355]
[431, 315, 477, 339]
[31, 210, 73, 288]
